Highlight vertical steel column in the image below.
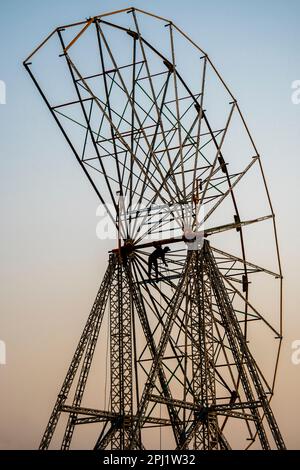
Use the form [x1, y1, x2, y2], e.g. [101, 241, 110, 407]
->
[121, 262, 133, 448]
[190, 250, 218, 449]
[109, 257, 133, 449]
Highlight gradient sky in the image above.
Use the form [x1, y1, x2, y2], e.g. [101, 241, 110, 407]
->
[0, 0, 300, 449]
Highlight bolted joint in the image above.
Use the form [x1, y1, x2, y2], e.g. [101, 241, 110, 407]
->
[163, 59, 175, 73]
[127, 30, 140, 40]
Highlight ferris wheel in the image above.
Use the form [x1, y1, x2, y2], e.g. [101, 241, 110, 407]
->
[24, 7, 285, 450]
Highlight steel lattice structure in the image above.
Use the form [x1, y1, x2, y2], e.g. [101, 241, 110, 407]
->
[24, 7, 286, 450]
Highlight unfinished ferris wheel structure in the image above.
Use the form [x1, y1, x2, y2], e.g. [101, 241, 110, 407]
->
[24, 7, 286, 450]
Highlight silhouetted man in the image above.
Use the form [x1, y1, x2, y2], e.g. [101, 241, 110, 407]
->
[148, 246, 170, 280]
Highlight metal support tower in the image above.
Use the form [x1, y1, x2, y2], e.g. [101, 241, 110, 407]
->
[38, 242, 285, 450]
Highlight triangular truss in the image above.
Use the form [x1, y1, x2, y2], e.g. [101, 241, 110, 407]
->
[39, 242, 285, 450]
